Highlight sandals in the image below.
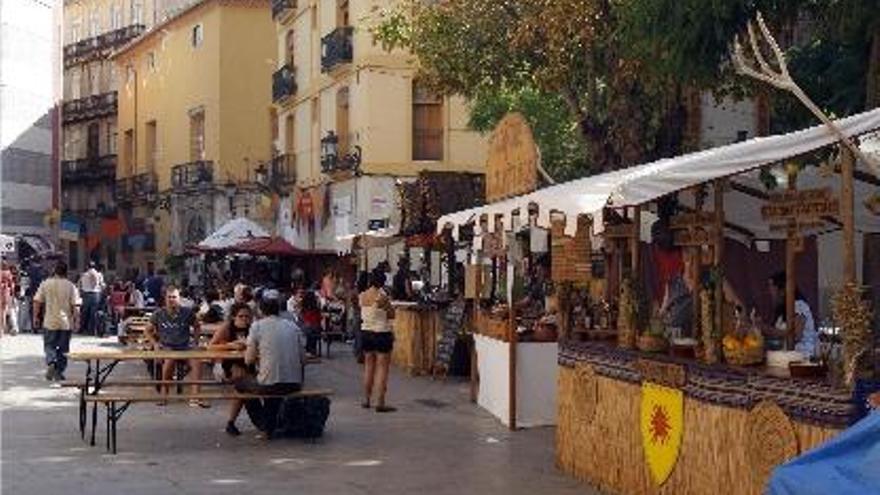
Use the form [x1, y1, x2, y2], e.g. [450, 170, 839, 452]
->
[188, 399, 211, 409]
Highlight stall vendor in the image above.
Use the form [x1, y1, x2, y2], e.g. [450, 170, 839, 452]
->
[658, 249, 743, 338]
[514, 256, 550, 313]
[391, 257, 415, 301]
[760, 271, 818, 356]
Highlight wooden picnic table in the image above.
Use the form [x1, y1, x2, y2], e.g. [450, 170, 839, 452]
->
[69, 347, 319, 447]
[70, 348, 246, 446]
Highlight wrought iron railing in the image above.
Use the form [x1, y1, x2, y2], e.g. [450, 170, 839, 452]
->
[171, 160, 214, 190]
[61, 155, 117, 184]
[272, 65, 297, 103]
[270, 154, 296, 185]
[64, 24, 146, 67]
[321, 26, 354, 72]
[62, 91, 118, 125]
[271, 0, 296, 20]
[115, 172, 157, 204]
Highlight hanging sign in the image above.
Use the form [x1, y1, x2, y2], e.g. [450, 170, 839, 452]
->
[761, 188, 840, 230]
[641, 381, 684, 486]
[485, 112, 539, 203]
[670, 212, 718, 247]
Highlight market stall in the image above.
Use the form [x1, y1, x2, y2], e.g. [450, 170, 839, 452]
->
[438, 108, 880, 493]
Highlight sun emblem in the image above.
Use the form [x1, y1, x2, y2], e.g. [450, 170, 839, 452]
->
[649, 404, 672, 445]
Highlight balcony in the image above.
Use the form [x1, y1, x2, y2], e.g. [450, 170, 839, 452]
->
[61, 155, 117, 185]
[62, 91, 118, 125]
[115, 172, 158, 205]
[64, 24, 146, 67]
[171, 160, 214, 191]
[321, 26, 353, 72]
[271, 0, 296, 20]
[270, 154, 296, 186]
[272, 65, 297, 103]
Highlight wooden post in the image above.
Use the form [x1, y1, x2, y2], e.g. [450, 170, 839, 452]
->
[785, 174, 798, 349]
[630, 206, 641, 277]
[471, 251, 483, 404]
[841, 148, 857, 284]
[714, 180, 726, 339]
[508, 295, 517, 430]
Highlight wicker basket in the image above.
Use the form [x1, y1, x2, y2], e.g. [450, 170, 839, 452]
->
[637, 334, 669, 353]
[724, 345, 764, 366]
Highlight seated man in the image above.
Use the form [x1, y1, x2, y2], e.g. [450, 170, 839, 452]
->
[146, 286, 207, 407]
[236, 289, 305, 438]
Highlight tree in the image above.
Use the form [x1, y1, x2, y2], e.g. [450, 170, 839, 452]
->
[467, 86, 589, 181]
[372, 0, 677, 174]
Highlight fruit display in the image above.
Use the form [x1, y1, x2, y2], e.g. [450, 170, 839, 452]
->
[723, 328, 765, 366]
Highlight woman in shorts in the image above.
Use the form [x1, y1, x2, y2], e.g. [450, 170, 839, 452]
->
[359, 270, 396, 412]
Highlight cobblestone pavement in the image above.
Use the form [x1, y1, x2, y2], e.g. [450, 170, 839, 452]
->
[1, 334, 599, 495]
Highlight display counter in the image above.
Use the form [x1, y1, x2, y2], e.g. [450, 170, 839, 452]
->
[555, 340, 854, 495]
[390, 302, 440, 376]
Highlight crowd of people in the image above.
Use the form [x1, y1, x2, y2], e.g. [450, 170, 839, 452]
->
[9, 255, 402, 438]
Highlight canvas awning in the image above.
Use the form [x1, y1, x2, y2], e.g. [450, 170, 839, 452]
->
[438, 108, 880, 239]
[197, 217, 269, 251]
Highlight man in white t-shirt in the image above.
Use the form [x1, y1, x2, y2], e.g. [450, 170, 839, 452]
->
[78, 261, 105, 335]
[34, 262, 81, 381]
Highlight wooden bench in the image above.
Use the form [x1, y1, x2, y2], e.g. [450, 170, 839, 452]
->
[85, 388, 334, 453]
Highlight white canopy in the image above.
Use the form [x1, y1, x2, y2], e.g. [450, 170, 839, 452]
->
[438, 108, 880, 239]
[197, 217, 269, 251]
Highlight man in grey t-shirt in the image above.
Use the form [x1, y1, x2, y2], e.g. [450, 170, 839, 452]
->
[236, 290, 304, 437]
[147, 286, 206, 406]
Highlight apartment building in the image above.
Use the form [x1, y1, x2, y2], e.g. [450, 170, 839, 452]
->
[113, 0, 276, 271]
[60, 0, 193, 272]
[270, 0, 488, 258]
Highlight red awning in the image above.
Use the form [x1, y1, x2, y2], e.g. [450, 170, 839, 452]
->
[229, 237, 333, 257]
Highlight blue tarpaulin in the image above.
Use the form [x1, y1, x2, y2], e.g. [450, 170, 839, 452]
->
[767, 411, 880, 495]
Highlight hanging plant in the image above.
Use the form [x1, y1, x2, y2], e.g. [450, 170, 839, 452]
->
[832, 283, 874, 388]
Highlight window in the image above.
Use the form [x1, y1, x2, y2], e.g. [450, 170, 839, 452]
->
[70, 68, 82, 99]
[70, 19, 81, 43]
[311, 6, 317, 30]
[87, 123, 100, 158]
[89, 9, 100, 37]
[109, 4, 123, 30]
[131, 0, 143, 25]
[285, 114, 295, 154]
[126, 64, 135, 84]
[191, 24, 204, 48]
[189, 109, 205, 161]
[285, 30, 295, 67]
[147, 51, 156, 71]
[123, 129, 135, 175]
[89, 62, 101, 95]
[106, 122, 117, 155]
[145, 120, 157, 171]
[270, 108, 279, 142]
[412, 81, 444, 161]
[336, 0, 350, 27]
[336, 87, 350, 155]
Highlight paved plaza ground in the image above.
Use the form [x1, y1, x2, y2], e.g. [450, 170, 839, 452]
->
[1, 334, 599, 495]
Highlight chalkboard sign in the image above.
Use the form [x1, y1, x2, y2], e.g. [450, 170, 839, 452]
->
[434, 301, 466, 377]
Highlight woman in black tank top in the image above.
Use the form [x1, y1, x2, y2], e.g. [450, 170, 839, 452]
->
[208, 302, 253, 436]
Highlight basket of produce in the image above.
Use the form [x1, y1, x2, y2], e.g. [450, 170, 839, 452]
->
[722, 332, 764, 365]
[637, 334, 669, 353]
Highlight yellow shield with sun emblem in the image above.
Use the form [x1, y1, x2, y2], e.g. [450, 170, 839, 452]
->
[640, 381, 684, 485]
